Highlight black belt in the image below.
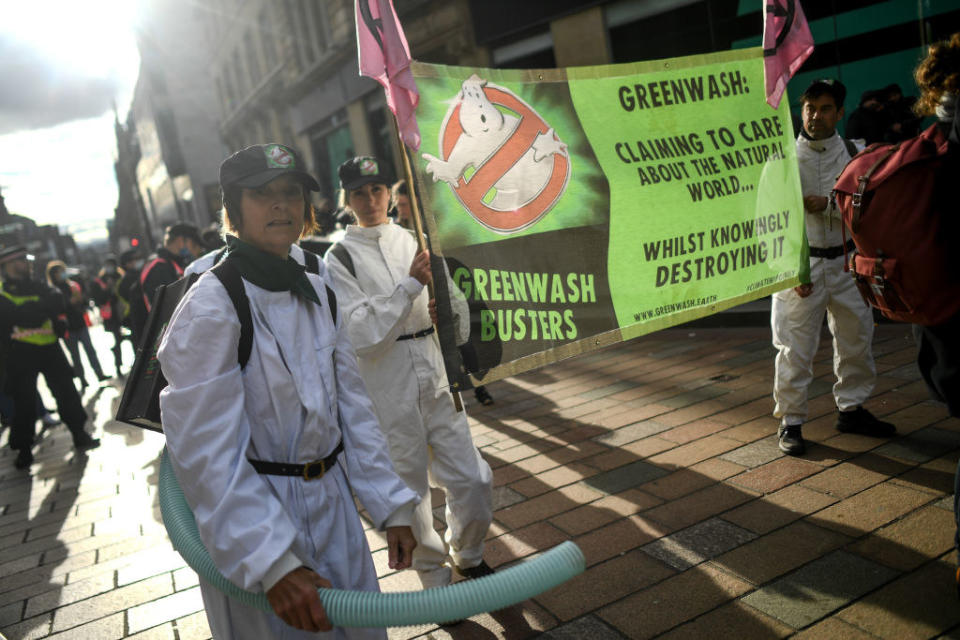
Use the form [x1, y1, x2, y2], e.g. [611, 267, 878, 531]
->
[248, 441, 343, 480]
[809, 240, 854, 260]
[397, 326, 434, 341]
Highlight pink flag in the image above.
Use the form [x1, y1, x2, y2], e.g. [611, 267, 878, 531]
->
[356, 0, 420, 149]
[763, 0, 814, 109]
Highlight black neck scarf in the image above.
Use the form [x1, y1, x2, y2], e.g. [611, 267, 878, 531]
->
[225, 237, 320, 306]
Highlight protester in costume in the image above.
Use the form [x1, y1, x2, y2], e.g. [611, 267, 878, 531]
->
[326, 157, 494, 591]
[910, 32, 960, 590]
[158, 144, 418, 638]
[771, 79, 895, 456]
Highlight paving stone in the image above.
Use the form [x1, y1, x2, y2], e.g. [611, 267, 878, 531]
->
[659, 386, 729, 410]
[657, 600, 793, 639]
[715, 521, 851, 585]
[837, 556, 960, 639]
[174, 610, 212, 640]
[549, 490, 661, 536]
[642, 517, 757, 570]
[645, 483, 756, 530]
[126, 622, 176, 639]
[800, 462, 889, 498]
[640, 467, 720, 501]
[539, 614, 624, 639]
[648, 435, 743, 468]
[935, 496, 953, 511]
[809, 481, 935, 537]
[536, 548, 675, 622]
[25, 571, 116, 618]
[728, 457, 823, 494]
[51, 574, 173, 632]
[45, 611, 124, 639]
[874, 427, 960, 463]
[593, 419, 674, 447]
[491, 485, 526, 510]
[847, 505, 955, 571]
[127, 587, 205, 634]
[598, 563, 753, 639]
[583, 460, 670, 495]
[793, 616, 879, 639]
[721, 436, 783, 468]
[0, 613, 51, 640]
[741, 550, 899, 628]
[0, 599, 23, 627]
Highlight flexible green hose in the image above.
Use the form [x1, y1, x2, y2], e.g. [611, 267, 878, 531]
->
[159, 449, 585, 627]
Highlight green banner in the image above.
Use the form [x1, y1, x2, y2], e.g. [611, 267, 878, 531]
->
[412, 48, 803, 387]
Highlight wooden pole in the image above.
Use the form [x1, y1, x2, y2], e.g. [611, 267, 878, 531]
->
[391, 117, 464, 411]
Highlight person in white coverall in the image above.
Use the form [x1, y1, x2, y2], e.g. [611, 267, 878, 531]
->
[159, 143, 418, 639]
[773, 80, 896, 456]
[325, 156, 494, 590]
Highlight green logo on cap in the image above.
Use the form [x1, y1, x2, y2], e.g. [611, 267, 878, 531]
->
[265, 144, 295, 169]
[359, 158, 379, 176]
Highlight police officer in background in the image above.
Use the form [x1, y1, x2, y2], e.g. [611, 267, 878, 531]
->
[0, 246, 99, 470]
[117, 249, 147, 349]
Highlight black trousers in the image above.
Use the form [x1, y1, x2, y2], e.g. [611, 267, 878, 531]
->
[6, 343, 88, 450]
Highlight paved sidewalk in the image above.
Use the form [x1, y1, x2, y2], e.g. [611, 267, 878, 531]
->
[1, 322, 958, 639]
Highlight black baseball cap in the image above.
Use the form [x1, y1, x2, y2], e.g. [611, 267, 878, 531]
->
[220, 144, 320, 191]
[0, 245, 31, 265]
[338, 156, 393, 191]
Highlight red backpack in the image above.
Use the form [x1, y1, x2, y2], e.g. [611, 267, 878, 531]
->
[833, 123, 960, 326]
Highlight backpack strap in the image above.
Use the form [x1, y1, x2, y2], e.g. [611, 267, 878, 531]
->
[303, 249, 320, 274]
[210, 259, 254, 369]
[850, 144, 900, 233]
[326, 243, 356, 278]
[325, 285, 338, 325]
[843, 138, 859, 159]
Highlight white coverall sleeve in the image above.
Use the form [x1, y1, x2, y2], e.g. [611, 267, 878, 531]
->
[326, 296, 420, 528]
[158, 279, 303, 593]
[326, 254, 424, 358]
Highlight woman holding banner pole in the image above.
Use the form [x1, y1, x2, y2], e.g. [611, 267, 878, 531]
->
[325, 155, 494, 591]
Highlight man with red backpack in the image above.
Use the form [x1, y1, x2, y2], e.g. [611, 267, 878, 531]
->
[140, 223, 205, 312]
[772, 79, 896, 456]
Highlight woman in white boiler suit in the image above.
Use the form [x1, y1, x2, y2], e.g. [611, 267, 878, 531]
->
[159, 144, 418, 639]
[325, 156, 494, 591]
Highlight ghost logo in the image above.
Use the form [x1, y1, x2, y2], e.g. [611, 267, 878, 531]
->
[422, 75, 570, 234]
[265, 144, 294, 169]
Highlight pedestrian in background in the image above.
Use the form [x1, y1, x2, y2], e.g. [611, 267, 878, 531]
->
[46, 259, 109, 387]
[117, 249, 147, 350]
[91, 257, 128, 377]
[140, 223, 204, 312]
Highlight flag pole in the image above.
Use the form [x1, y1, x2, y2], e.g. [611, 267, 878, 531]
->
[390, 116, 464, 410]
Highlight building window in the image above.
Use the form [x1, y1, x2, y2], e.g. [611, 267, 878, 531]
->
[365, 93, 397, 184]
[246, 29, 262, 88]
[308, 110, 354, 203]
[287, 0, 317, 69]
[308, 0, 327, 53]
[260, 8, 278, 71]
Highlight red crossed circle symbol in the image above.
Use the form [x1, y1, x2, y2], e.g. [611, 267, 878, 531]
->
[439, 85, 570, 233]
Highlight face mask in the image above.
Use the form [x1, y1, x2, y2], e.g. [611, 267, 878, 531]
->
[179, 248, 194, 264]
[133, 260, 144, 270]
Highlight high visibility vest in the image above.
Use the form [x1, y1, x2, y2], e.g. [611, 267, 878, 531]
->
[0, 288, 57, 346]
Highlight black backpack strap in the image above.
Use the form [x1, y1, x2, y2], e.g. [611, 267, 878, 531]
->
[303, 249, 320, 274]
[325, 285, 338, 325]
[326, 243, 356, 278]
[210, 259, 254, 369]
[843, 138, 859, 159]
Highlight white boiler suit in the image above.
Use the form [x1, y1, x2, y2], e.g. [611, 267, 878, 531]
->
[772, 132, 876, 425]
[158, 256, 418, 639]
[325, 222, 493, 588]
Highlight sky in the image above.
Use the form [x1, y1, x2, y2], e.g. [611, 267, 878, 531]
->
[0, 0, 141, 245]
